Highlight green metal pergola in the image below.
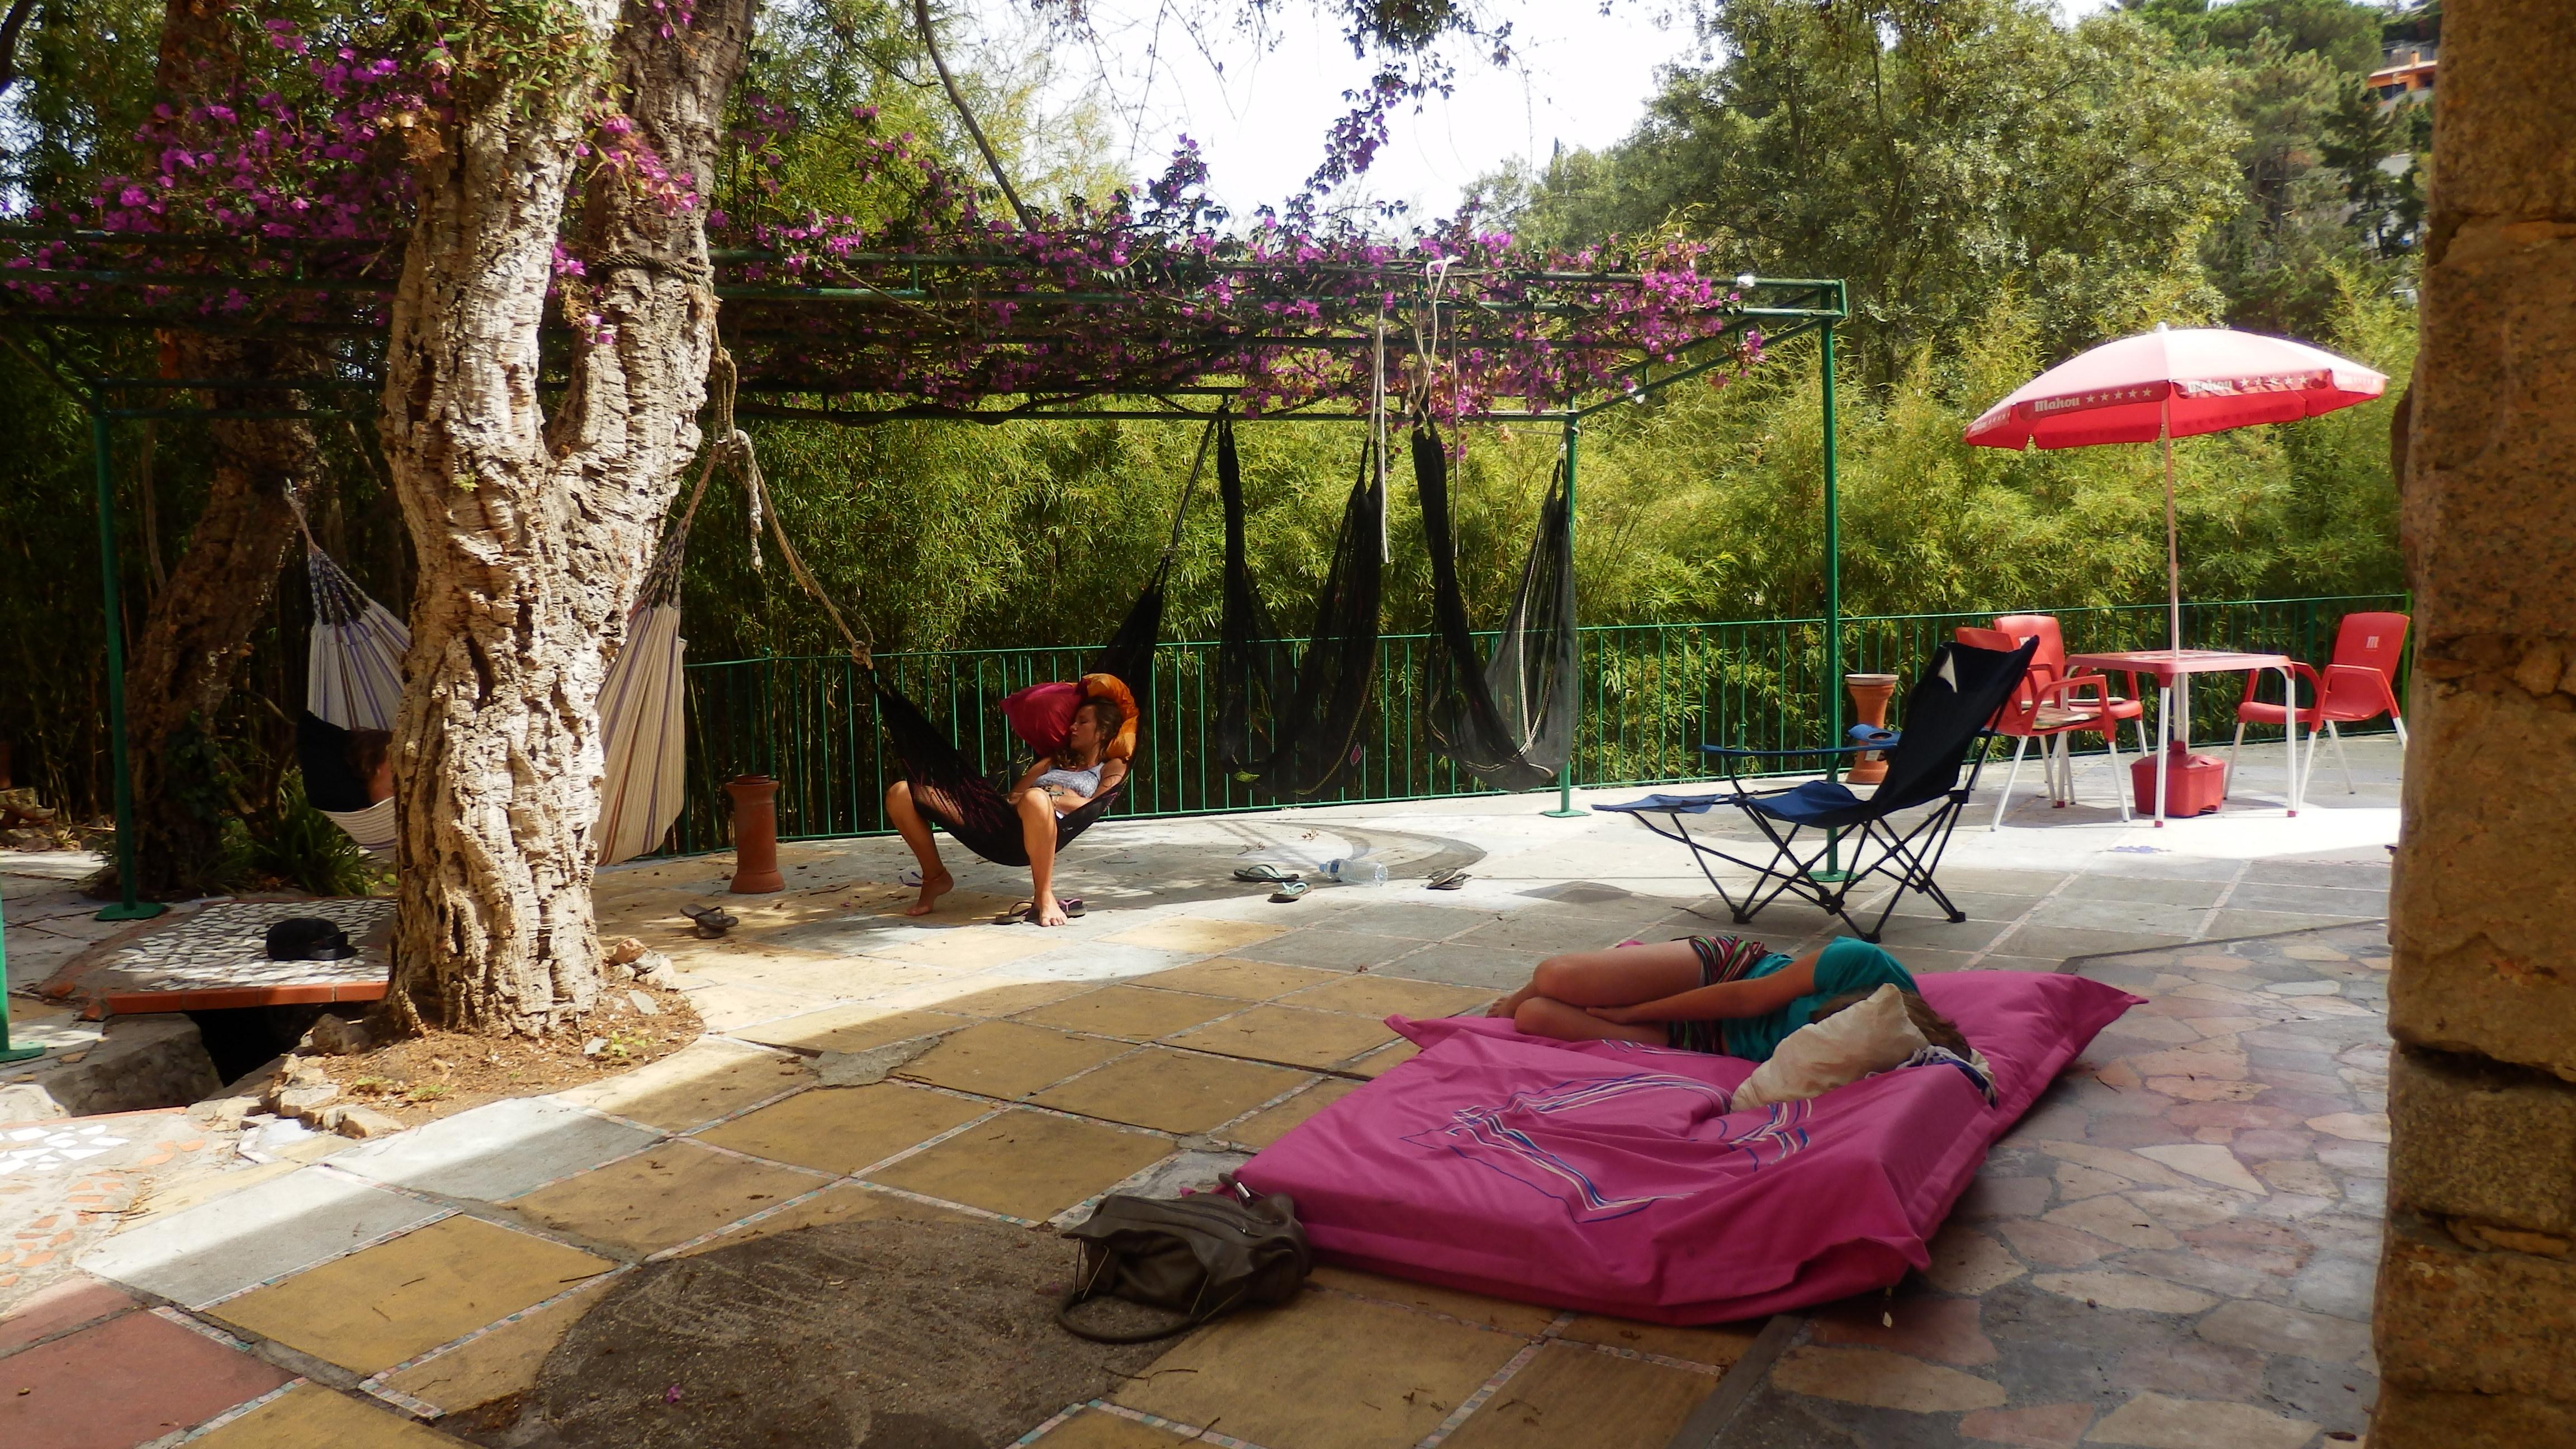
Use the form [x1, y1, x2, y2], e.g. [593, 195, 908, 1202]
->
[0, 230, 1849, 917]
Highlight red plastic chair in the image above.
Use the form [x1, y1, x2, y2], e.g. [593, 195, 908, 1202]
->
[2233, 612, 2410, 793]
[1957, 624, 2130, 828]
[1991, 613, 2152, 756]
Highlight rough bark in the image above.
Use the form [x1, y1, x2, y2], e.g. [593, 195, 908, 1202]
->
[380, 0, 754, 1034]
[117, 0, 328, 897]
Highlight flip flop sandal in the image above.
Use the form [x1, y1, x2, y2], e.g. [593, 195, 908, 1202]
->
[680, 905, 738, 939]
[899, 867, 925, 887]
[1232, 863, 1298, 884]
[996, 900, 1036, 925]
[1269, 880, 1310, 902]
[1059, 898, 1086, 918]
[1426, 868, 1470, 891]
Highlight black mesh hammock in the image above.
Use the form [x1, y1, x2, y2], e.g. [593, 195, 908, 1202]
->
[738, 417, 1196, 869]
[1214, 416, 1388, 797]
[866, 569, 1164, 867]
[1412, 416, 1577, 791]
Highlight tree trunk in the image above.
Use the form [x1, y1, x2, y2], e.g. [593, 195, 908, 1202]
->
[121, 370, 325, 894]
[117, 0, 328, 897]
[380, 0, 754, 1034]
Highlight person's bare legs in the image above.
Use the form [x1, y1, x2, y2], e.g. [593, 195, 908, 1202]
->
[1486, 940, 1704, 1019]
[1017, 790, 1070, 926]
[883, 781, 952, 915]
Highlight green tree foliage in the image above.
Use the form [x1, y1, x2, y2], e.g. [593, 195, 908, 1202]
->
[0, 0, 2419, 847]
[1494, 0, 2243, 382]
[2126, 0, 2427, 334]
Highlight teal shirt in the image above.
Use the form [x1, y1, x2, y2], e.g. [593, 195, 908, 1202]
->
[1721, 936, 1919, 1061]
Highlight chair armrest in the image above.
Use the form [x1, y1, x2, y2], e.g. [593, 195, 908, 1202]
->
[2239, 660, 2323, 708]
[2033, 675, 2111, 708]
[2322, 662, 2402, 714]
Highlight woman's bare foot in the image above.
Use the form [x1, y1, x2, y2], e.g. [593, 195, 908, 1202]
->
[1034, 896, 1071, 927]
[1488, 984, 1535, 1019]
[904, 870, 954, 916]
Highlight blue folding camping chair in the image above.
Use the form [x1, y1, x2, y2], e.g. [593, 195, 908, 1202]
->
[1596, 637, 2039, 943]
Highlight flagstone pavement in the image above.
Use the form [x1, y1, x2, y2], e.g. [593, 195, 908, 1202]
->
[0, 739, 2399, 1447]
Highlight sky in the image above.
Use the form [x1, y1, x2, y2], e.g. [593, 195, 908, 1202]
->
[1016, 0, 2116, 222]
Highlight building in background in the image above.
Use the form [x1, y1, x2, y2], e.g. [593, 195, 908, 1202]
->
[2370, 5, 2441, 107]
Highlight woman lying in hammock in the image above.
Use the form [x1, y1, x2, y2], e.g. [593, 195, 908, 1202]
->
[1489, 935, 1971, 1061]
[884, 679, 1136, 926]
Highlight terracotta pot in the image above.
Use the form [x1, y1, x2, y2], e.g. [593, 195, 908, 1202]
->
[1845, 674, 1901, 785]
[725, 775, 786, 894]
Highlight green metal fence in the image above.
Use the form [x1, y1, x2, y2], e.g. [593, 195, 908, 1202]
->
[666, 593, 2409, 852]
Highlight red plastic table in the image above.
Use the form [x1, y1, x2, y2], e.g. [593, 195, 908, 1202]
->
[2063, 649, 2305, 827]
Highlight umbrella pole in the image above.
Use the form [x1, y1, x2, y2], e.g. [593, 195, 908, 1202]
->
[2156, 401, 2179, 827]
[2163, 404, 2182, 663]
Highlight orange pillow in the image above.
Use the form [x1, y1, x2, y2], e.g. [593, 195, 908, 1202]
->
[1081, 673, 1139, 761]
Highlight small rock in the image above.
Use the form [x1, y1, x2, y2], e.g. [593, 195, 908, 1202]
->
[0, 1084, 67, 1121]
[188, 1096, 257, 1131]
[582, 1037, 608, 1058]
[627, 990, 659, 1016]
[280, 1057, 330, 1088]
[299, 1013, 372, 1057]
[330, 1104, 404, 1139]
[605, 936, 648, 965]
[272, 1082, 341, 1120]
[636, 951, 683, 989]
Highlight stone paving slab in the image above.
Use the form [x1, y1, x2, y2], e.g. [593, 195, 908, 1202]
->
[328, 1097, 662, 1202]
[79, 1164, 445, 1308]
[192, 1382, 471, 1446]
[0, 1302, 295, 1448]
[208, 1214, 614, 1374]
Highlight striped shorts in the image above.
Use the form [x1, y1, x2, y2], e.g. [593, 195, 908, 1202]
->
[1666, 934, 1772, 1055]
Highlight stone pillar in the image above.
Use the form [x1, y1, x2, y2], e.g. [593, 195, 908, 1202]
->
[2376, 4, 2576, 1445]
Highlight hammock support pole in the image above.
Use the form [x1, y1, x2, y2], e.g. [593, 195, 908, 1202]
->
[88, 411, 164, 922]
[1818, 314, 1847, 882]
[1541, 413, 1585, 818]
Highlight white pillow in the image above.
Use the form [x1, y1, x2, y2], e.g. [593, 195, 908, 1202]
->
[1730, 983, 1929, 1112]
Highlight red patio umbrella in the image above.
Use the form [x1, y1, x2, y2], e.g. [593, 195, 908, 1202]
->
[1964, 325, 2386, 656]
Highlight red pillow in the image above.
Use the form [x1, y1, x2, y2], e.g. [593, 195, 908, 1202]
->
[1000, 681, 1082, 756]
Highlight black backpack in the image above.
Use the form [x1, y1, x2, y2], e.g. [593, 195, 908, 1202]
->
[1055, 1177, 1311, 1342]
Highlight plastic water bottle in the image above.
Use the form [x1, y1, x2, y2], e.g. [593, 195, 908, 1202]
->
[1320, 857, 1389, 887]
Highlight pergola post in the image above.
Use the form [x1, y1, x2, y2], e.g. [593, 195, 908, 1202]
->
[1820, 316, 1845, 877]
[87, 410, 163, 922]
[0, 893, 42, 1063]
[1543, 412, 1584, 818]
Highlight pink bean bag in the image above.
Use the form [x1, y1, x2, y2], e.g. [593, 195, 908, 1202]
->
[1234, 970, 2141, 1324]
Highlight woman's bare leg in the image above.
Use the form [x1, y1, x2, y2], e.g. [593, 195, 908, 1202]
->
[1017, 790, 1069, 926]
[1487, 940, 1704, 1019]
[883, 782, 952, 915]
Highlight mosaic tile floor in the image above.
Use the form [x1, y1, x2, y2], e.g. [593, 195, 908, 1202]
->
[40, 898, 394, 1015]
